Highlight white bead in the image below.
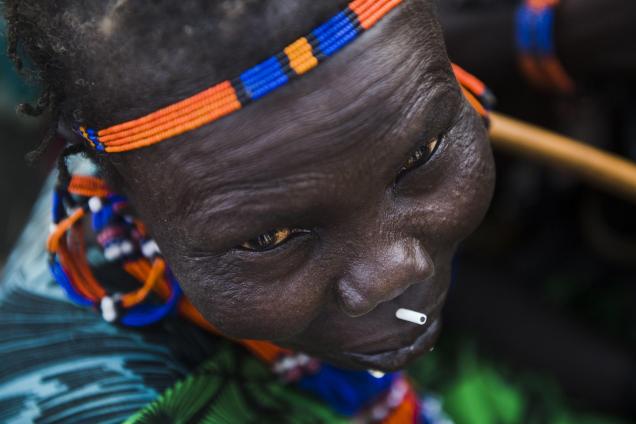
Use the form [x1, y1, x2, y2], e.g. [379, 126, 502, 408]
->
[49, 223, 57, 234]
[104, 244, 122, 261]
[88, 196, 103, 213]
[371, 405, 389, 421]
[273, 362, 285, 374]
[423, 396, 443, 415]
[387, 381, 407, 407]
[368, 369, 385, 379]
[120, 240, 134, 255]
[281, 357, 296, 370]
[296, 354, 310, 366]
[395, 308, 427, 325]
[101, 296, 117, 322]
[141, 240, 160, 258]
[273, 356, 299, 374]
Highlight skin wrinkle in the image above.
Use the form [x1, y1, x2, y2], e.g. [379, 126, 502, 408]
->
[8, 0, 495, 371]
[100, 3, 495, 368]
[157, 68, 457, 249]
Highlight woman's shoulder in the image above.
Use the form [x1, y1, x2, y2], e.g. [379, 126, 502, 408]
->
[0, 180, 221, 423]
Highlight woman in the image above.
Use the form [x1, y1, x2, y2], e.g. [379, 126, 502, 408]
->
[0, 0, 494, 421]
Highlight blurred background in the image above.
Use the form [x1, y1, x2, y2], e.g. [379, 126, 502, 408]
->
[0, 18, 44, 270]
[1, 1, 635, 423]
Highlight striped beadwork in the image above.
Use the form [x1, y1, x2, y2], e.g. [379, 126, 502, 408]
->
[77, 0, 404, 153]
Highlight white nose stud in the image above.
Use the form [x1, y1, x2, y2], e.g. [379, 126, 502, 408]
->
[395, 308, 427, 325]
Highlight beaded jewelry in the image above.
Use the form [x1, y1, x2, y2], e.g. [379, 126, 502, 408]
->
[452, 63, 495, 127]
[48, 175, 182, 326]
[46, 167, 289, 358]
[76, 0, 405, 153]
[516, 0, 575, 94]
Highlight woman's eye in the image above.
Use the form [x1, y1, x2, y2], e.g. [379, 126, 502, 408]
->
[396, 136, 440, 181]
[240, 228, 305, 252]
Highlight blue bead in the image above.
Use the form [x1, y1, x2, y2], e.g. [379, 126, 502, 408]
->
[50, 260, 94, 307]
[240, 57, 288, 100]
[52, 191, 64, 223]
[313, 11, 348, 39]
[515, 6, 534, 54]
[240, 56, 284, 83]
[318, 27, 358, 57]
[535, 8, 555, 56]
[250, 74, 289, 100]
[297, 365, 397, 416]
[313, 12, 358, 57]
[120, 276, 182, 327]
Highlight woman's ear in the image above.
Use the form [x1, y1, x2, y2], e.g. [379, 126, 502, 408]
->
[55, 117, 121, 190]
[57, 118, 85, 145]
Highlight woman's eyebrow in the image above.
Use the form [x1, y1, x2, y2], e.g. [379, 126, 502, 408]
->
[182, 93, 461, 246]
[180, 176, 332, 249]
[179, 76, 460, 207]
[169, 44, 462, 238]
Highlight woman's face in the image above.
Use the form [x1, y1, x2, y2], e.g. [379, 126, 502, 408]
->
[103, 2, 495, 371]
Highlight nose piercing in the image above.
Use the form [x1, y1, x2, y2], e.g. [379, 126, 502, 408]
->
[395, 308, 427, 325]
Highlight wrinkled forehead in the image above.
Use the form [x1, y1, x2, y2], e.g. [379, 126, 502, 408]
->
[111, 3, 448, 159]
[108, 1, 461, 229]
[65, 1, 433, 126]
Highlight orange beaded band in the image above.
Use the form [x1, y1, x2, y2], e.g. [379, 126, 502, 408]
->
[77, 0, 404, 153]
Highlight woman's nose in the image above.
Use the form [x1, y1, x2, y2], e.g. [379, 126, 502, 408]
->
[336, 239, 434, 317]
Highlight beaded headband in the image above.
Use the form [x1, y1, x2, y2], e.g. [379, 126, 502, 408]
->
[76, 0, 404, 153]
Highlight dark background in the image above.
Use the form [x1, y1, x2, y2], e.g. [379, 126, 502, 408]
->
[0, 19, 44, 269]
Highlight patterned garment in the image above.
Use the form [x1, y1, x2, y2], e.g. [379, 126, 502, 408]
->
[0, 178, 220, 423]
[125, 346, 346, 424]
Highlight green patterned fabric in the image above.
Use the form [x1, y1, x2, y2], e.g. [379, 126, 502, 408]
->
[126, 343, 347, 424]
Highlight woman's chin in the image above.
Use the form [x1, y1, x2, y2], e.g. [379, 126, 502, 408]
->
[304, 318, 442, 372]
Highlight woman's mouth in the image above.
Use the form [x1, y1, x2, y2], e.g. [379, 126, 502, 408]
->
[339, 318, 442, 371]
[278, 290, 448, 372]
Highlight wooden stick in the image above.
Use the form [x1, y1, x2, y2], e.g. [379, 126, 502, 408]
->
[489, 111, 636, 203]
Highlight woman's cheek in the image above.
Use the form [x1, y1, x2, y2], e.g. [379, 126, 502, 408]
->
[426, 111, 495, 244]
[168, 251, 331, 340]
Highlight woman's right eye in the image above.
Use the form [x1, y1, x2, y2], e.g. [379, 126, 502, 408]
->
[395, 136, 440, 182]
[239, 228, 308, 252]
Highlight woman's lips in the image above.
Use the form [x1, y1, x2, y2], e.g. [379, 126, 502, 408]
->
[340, 318, 442, 371]
[278, 290, 448, 371]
